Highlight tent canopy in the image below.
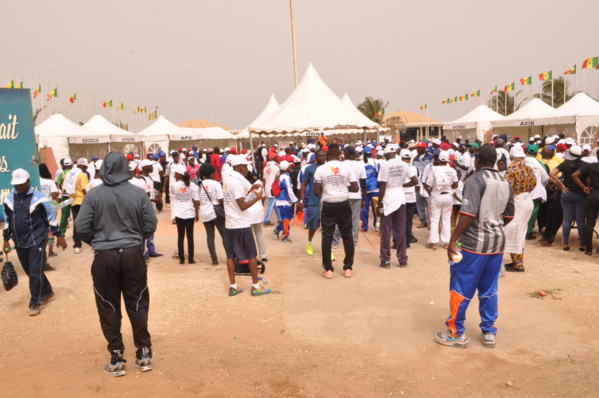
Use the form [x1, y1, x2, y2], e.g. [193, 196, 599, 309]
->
[237, 94, 280, 139]
[36, 113, 111, 143]
[492, 99, 554, 128]
[138, 116, 182, 139]
[444, 105, 505, 130]
[83, 114, 139, 142]
[536, 93, 599, 123]
[249, 63, 381, 135]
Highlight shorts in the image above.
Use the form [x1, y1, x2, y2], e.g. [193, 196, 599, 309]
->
[225, 227, 258, 262]
[307, 205, 321, 230]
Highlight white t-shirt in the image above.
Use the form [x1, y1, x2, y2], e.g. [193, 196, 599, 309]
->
[198, 179, 224, 223]
[86, 178, 104, 191]
[377, 157, 413, 206]
[171, 181, 200, 219]
[40, 177, 59, 200]
[403, 164, 417, 204]
[313, 160, 357, 203]
[129, 177, 149, 193]
[425, 165, 458, 194]
[223, 170, 253, 229]
[247, 180, 265, 225]
[453, 180, 464, 205]
[150, 163, 164, 183]
[347, 160, 367, 200]
[263, 162, 280, 198]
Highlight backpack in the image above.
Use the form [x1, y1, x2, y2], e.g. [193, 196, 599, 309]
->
[271, 173, 282, 198]
[63, 169, 81, 195]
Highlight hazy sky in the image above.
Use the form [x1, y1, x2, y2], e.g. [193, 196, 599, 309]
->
[3, 0, 599, 130]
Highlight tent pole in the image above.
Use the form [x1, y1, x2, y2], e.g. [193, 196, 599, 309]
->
[249, 130, 255, 167]
[289, 0, 298, 88]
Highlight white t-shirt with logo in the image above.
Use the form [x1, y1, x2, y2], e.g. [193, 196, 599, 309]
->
[425, 165, 458, 194]
[377, 157, 413, 207]
[171, 181, 200, 219]
[347, 160, 367, 200]
[403, 164, 417, 204]
[263, 162, 280, 198]
[223, 170, 253, 229]
[313, 160, 358, 203]
[40, 178, 59, 200]
[198, 179, 224, 223]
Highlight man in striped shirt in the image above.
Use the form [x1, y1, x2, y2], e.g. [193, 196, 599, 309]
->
[436, 144, 514, 349]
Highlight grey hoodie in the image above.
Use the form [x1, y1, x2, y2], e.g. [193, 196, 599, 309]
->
[75, 152, 157, 251]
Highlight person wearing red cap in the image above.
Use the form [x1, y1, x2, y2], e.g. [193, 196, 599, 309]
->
[230, 148, 237, 155]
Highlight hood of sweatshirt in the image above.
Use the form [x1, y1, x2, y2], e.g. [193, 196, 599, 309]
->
[100, 151, 132, 186]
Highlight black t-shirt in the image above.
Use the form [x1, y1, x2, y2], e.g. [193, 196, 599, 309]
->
[557, 159, 586, 196]
[577, 162, 599, 191]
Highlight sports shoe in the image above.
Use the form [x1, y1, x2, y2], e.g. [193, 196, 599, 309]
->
[261, 257, 268, 262]
[399, 262, 408, 268]
[29, 305, 41, 317]
[481, 332, 496, 348]
[229, 286, 244, 296]
[212, 259, 219, 266]
[379, 261, 390, 269]
[306, 242, 313, 255]
[251, 285, 271, 296]
[135, 357, 153, 372]
[41, 291, 55, 305]
[105, 361, 126, 377]
[322, 270, 333, 279]
[344, 269, 353, 278]
[331, 252, 336, 261]
[74, 248, 81, 254]
[272, 228, 280, 240]
[281, 237, 292, 243]
[374, 226, 380, 232]
[435, 330, 468, 348]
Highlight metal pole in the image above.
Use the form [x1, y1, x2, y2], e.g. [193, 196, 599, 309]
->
[289, 0, 298, 88]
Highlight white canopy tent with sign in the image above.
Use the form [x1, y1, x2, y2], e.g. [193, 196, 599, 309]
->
[83, 114, 142, 155]
[138, 115, 182, 155]
[443, 104, 505, 142]
[172, 126, 237, 152]
[492, 99, 555, 141]
[534, 93, 599, 146]
[36, 113, 110, 162]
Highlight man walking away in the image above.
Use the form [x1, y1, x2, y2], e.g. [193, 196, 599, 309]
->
[75, 152, 158, 376]
[71, 158, 90, 254]
[343, 145, 367, 245]
[299, 150, 326, 256]
[273, 161, 298, 243]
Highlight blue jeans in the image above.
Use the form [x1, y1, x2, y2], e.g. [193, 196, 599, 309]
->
[360, 192, 378, 231]
[16, 242, 53, 307]
[415, 191, 430, 226]
[263, 197, 281, 224]
[561, 191, 586, 247]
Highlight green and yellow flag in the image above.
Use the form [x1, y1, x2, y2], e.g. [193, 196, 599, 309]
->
[4, 80, 14, 88]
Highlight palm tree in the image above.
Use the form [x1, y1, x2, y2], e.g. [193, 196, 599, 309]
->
[357, 96, 386, 123]
[534, 77, 573, 108]
[488, 91, 517, 116]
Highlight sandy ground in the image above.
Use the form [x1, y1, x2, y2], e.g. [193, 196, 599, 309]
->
[1, 207, 599, 398]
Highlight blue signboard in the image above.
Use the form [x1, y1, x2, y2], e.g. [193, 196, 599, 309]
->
[0, 88, 40, 205]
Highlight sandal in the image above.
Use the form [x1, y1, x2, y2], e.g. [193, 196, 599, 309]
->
[426, 243, 437, 250]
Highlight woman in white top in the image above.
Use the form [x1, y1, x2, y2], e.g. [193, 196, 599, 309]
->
[197, 164, 227, 266]
[247, 174, 267, 262]
[171, 165, 200, 264]
[39, 164, 60, 261]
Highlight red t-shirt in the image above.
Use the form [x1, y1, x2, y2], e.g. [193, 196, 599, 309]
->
[210, 155, 223, 181]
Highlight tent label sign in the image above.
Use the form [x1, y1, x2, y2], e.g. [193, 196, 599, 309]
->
[452, 125, 466, 129]
[82, 138, 100, 143]
[121, 137, 136, 142]
[519, 121, 535, 126]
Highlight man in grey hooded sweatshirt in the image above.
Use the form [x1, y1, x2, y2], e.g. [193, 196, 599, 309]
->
[75, 152, 158, 377]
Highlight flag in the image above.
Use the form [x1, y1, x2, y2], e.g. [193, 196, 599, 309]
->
[149, 109, 158, 120]
[582, 57, 598, 69]
[103, 100, 113, 108]
[118, 103, 124, 110]
[471, 90, 480, 98]
[4, 80, 14, 88]
[539, 71, 552, 81]
[16, 81, 23, 89]
[520, 76, 532, 85]
[442, 98, 449, 104]
[490, 86, 497, 95]
[452, 96, 458, 102]
[33, 84, 41, 98]
[564, 65, 576, 75]
[134, 106, 140, 113]
[504, 83, 515, 92]
[47, 87, 58, 101]
[69, 93, 77, 103]
[142, 107, 147, 113]
[459, 94, 468, 101]
[420, 104, 427, 110]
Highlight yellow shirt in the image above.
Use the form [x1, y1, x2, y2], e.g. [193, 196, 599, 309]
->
[73, 172, 89, 206]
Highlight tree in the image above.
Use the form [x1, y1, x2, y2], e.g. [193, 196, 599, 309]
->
[357, 96, 386, 123]
[487, 90, 517, 116]
[32, 105, 48, 123]
[534, 77, 573, 108]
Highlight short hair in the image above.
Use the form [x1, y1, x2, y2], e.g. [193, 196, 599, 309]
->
[477, 144, 497, 166]
[328, 143, 340, 153]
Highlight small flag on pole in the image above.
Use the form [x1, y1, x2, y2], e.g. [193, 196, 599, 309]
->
[452, 96, 458, 103]
[582, 57, 598, 69]
[420, 104, 427, 110]
[539, 71, 552, 81]
[118, 103, 124, 110]
[564, 65, 577, 75]
[519, 76, 532, 85]
[33, 84, 41, 98]
[374, 108, 384, 117]
[459, 94, 469, 101]
[504, 83, 515, 92]
[69, 93, 77, 103]
[442, 98, 449, 104]
[16, 81, 23, 89]
[490, 86, 497, 95]
[149, 109, 158, 120]
[47, 87, 58, 101]
[4, 80, 14, 88]
[103, 100, 113, 108]
[471, 90, 480, 98]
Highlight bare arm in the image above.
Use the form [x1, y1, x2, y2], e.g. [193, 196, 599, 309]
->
[447, 214, 475, 261]
[572, 170, 591, 195]
[550, 167, 567, 193]
[348, 181, 359, 193]
[314, 182, 323, 197]
[403, 176, 418, 188]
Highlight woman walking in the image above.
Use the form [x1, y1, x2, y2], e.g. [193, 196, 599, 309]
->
[197, 164, 227, 265]
[171, 165, 200, 264]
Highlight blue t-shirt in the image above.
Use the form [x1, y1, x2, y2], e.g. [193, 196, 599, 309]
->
[301, 163, 321, 206]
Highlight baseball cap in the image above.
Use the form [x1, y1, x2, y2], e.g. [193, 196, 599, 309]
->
[140, 159, 155, 168]
[279, 160, 291, 170]
[159, 151, 167, 157]
[344, 145, 356, 155]
[383, 145, 396, 154]
[438, 150, 450, 162]
[173, 164, 187, 175]
[230, 147, 237, 154]
[10, 168, 30, 185]
[569, 145, 582, 156]
[545, 137, 554, 145]
[469, 143, 480, 149]
[510, 145, 526, 158]
[416, 142, 427, 148]
[91, 156, 99, 161]
[126, 154, 134, 161]
[355, 146, 363, 153]
[170, 150, 179, 156]
[400, 149, 412, 159]
[582, 144, 592, 153]
[129, 161, 138, 171]
[432, 139, 442, 145]
[77, 158, 89, 166]
[230, 155, 249, 167]
[63, 158, 73, 166]
[363, 146, 372, 154]
[376, 149, 384, 156]
[153, 154, 160, 160]
[94, 160, 103, 170]
[527, 144, 539, 154]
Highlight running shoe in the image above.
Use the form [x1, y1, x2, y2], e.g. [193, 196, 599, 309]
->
[135, 357, 153, 372]
[481, 332, 496, 348]
[273, 228, 280, 240]
[29, 305, 40, 317]
[105, 361, 126, 377]
[379, 261, 390, 269]
[435, 330, 468, 348]
[281, 237, 292, 243]
[251, 285, 271, 296]
[322, 270, 333, 279]
[228, 286, 244, 296]
[331, 252, 336, 261]
[344, 269, 353, 278]
[306, 242, 313, 255]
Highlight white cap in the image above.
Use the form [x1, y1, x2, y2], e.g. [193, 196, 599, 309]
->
[570, 145, 582, 156]
[534, 134, 541, 139]
[10, 168, 30, 185]
[129, 161, 138, 171]
[173, 164, 187, 175]
[400, 149, 412, 159]
[448, 148, 455, 157]
[438, 150, 450, 162]
[376, 149, 384, 156]
[376, 146, 383, 151]
[63, 158, 73, 166]
[279, 160, 291, 170]
[433, 139, 442, 145]
[224, 147, 230, 152]
[383, 145, 396, 154]
[510, 145, 526, 158]
[95, 160, 103, 170]
[134, 154, 140, 158]
[545, 137, 554, 145]
[582, 144, 592, 153]
[140, 159, 155, 168]
[77, 158, 89, 166]
[355, 146, 363, 153]
[565, 137, 575, 146]
[230, 155, 249, 167]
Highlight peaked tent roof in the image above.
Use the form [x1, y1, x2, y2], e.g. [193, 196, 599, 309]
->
[83, 114, 135, 136]
[493, 99, 554, 127]
[177, 119, 232, 131]
[249, 64, 381, 134]
[237, 94, 280, 139]
[36, 113, 110, 143]
[540, 93, 599, 120]
[444, 104, 505, 130]
[138, 116, 184, 139]
[181, 126, 238, 140]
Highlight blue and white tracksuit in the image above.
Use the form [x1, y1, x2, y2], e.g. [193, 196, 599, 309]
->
[361, 159, 379, 231]
[274, 174, 298, 239]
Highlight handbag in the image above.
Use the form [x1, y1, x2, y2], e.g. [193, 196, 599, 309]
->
[199, 180, 225, 219]
[2, 253, 18, 291]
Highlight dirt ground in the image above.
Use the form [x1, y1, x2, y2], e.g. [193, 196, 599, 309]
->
[1, 208, 599, 398]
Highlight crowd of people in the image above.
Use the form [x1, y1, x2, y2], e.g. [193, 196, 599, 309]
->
[2, 132, 599, 374]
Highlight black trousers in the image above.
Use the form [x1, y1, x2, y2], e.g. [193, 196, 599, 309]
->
[585, 191, 599, 253]
[71, 204, 82, 248]
[16, 241, 52, 307]
[91, 245, 151, 362]
[176, 217, 195, 262]
[405, 202, 417, 244]
[153, 181, 163, 211]
[164, 180, 171, 204]
[542, 190, 563, 243]
[203, 215, 227, 261]
[321, 200, 354, 271]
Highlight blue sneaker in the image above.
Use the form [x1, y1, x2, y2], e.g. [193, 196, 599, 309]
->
[105, 361, 126, 377]
[435, 330, 468, 348]
[273, 228, 280, 240]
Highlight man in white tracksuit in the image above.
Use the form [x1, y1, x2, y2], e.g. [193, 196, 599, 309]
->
[423, 150, 458, 249]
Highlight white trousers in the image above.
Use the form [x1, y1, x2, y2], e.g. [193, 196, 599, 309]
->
[428, 193, 453, 244]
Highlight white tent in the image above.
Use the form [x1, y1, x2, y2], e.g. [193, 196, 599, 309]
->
[138, 116, 182, 155]
[36, 113, 111, 161]
[83, 114, 142, 155]
[173, 126, 237, 151]
[249, 63, 381, 135]
[443, 105, 505, 142]
[535, 93, 599, 145]
[237, 94, 280, 140]
[492, 99, 555, 141]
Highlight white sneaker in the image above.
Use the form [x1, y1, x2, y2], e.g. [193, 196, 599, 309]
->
[74, 248, 81, 254]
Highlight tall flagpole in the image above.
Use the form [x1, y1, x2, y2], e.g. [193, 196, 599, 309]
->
[82, 91, 87, 122]
[47, 83, 53, 114]
[289, 0, 298, 88]
[68, 88, 72, 120]
[551, 78, 554, 108]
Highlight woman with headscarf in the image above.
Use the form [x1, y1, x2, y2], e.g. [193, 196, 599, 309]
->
[171, 165, 200, 264]
[197, 163, 227, 265]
